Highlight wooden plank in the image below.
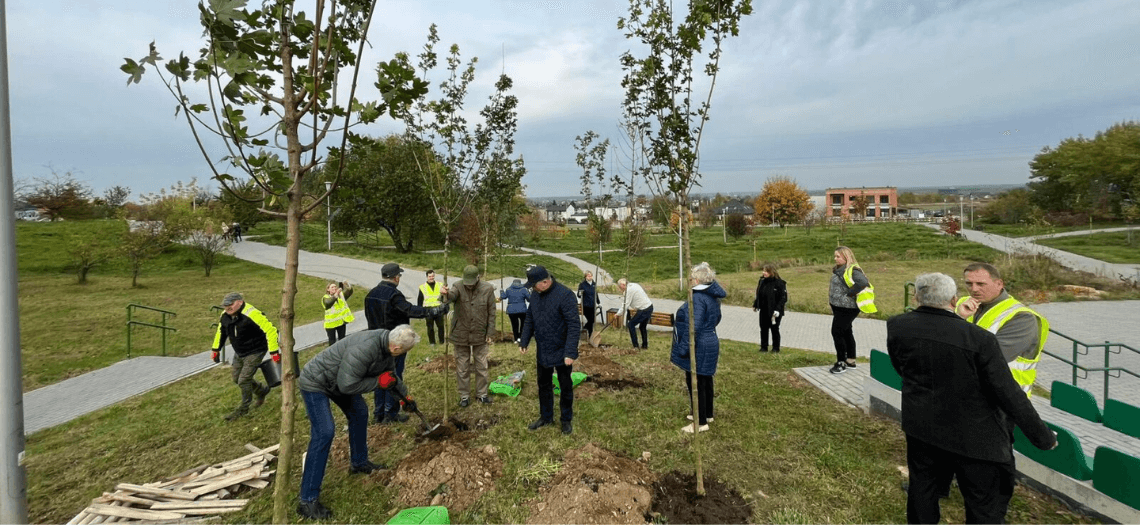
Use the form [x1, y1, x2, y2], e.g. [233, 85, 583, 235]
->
[189, 466, 261, 495]
[113, 483, 199, 501]
[241, 479, 269, 489]
[101, 492, 159, 507]
[244, 443, 262, 454]
[168, 506, 246, 515]
[76, 509, 100, 525]
[216, 444, 279, 468]
[224, 459, 254, 472]
[86, 503, 184, 521]
[66, 510, 90, 525]
[150, 499, 247, 510]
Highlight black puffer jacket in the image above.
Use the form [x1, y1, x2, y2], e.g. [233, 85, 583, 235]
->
[519, 279, 581, 368]
[299, 330, 403, 397]
[752, 276, 787, 315]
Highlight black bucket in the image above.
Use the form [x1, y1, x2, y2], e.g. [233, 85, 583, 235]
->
[260, 354, 300, 388]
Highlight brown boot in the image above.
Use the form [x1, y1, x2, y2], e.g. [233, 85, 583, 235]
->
[254, 385, 270, 407]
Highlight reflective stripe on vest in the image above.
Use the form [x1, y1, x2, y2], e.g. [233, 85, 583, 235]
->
[323, 295, 355, 328]
[419, 282, 442, 307]
[843, 265, 877, 314]
[956, 295, 1050, 397]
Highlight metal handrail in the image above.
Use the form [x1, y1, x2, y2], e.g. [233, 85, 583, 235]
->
[1043, 328, 1140, 402]
[903, 282, 916, 312]
[126, 304, 178, 358]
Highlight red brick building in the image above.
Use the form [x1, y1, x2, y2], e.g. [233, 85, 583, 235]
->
[824, 187, 898, 219]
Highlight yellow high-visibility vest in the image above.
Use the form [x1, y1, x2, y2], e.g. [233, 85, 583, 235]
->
[842, 265, 877, 314]
[419, 282, 443, 307]
[957, 295, 1049, 397]
[323, 294, 355, 329]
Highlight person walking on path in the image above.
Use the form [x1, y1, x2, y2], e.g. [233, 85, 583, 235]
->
[364, 262, 446, 424]
[752, 262, 787, 353]
[955, 262, 1050, 397]
[888, 273, 1056, 524]
[519, 266, 581, 435]
[211, 292, 279, 421]
[296, 325, 421, 520]
[444, 265, 497, 407]
[670, 262, 726, 433]
[500, 278, 531, 343]
[618, 278, 654, 349]
[321, 281, 354, 346]
[417, 270, 446, 348]
[829, 246, 876, 374]
[578, 271, 601, 340]
[231, 223, 242, 242]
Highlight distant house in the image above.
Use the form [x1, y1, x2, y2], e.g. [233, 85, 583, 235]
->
[542, 202, 576, 223]
[713, 199, 755, 217]
[824, 186, 898, 219]
[14, 201, 44, 221]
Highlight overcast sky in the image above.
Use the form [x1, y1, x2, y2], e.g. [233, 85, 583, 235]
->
[6, 0, 1139, 200]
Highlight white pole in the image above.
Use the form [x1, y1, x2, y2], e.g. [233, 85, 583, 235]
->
[324, 181, 332, 251]
[0, 0, 29, 519]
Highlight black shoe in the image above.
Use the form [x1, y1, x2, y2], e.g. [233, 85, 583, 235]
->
[829, 361, 848, 374]
[561, 421, 573, 435]
[254, 385, 270, 407]
[759, 347, 769, 353]
[372, 414, 386, 425]
[772, 348, 780, 353]
[459, 398, 470, 408]
[224, 407, 249, 421]
[846, 361, 857, 368]
[297, 500, 333, 520]
[640, 345, 648, 350]
[528, 418, 553, 431]
[478, 395, 493, 405]
[386, 413, 409, 423]
[349, 460, 386, 475]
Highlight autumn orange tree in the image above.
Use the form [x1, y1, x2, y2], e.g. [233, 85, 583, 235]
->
[752, 176, 811, 226]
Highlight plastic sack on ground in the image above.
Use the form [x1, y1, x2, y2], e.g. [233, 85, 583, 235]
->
[490, 371, 525, 397]
[552, 372, 588, 394]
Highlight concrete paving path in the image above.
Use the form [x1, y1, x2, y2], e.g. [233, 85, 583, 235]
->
[24, 235, 1140, 435]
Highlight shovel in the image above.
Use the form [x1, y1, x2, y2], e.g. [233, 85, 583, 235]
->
[397, 392, 446, 438]
[589, 317, 615, 347]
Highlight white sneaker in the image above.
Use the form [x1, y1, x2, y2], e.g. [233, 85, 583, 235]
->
[686, 415, 713, 423]
[681, 423, 709, 433]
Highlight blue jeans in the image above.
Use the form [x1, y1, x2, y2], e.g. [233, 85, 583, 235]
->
[374, 353, 407, 419]
[300, 390, 369, 502]
[628, 306, 653, 348]
[537, 363, 574, 423]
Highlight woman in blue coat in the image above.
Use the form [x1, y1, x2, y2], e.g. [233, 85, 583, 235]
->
[670, 262, 726, 433]
[500, 279, 531, 343]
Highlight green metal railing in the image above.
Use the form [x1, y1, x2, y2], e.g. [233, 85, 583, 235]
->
[903, 282, 916, 312]
[126, 304, 178, 358]
[1042, 330, 1140, 403]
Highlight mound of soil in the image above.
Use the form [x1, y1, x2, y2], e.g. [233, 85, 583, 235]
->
[578, 342, 640, 357]
[527, 443, 656, 525]
[417, 353, 502, 373]
[650, 471, 752, 524]
[391, 439, 503, 513]
[574, 351, 645, 391]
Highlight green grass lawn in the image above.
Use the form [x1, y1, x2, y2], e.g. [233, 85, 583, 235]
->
[24, 325, 1092, 524]
[17, 220, 328, 391]
[1035, 231, 1140, 264]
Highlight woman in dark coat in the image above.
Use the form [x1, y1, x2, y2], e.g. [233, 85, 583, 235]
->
[499, 279, 531, 343]
[577, 271, 601, 338]
[670, 262, 725, 433]
[752, 262, 787, 353]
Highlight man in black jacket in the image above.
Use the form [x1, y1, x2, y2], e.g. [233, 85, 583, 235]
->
[888, 272, 1057, 524]
[211, 292, 280, 421]
[364, 263, 446, 424]
[296, 325, 420, 520]
[519, 266, 580, 435]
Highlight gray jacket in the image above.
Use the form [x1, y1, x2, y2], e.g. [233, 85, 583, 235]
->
[829, 265, 868, 309]
[298, 330, 404, 397]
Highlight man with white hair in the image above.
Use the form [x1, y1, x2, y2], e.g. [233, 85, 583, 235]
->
[888, 273, 1056, 524]
[617, 278, 654, 349]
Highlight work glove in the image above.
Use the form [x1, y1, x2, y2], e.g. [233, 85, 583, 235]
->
[271, 351, 281, 363]
[212, 351, 220, 364]
[773, 311, 781, 318]
[401, 396, 418, 414]
[378, 371, 399, 390]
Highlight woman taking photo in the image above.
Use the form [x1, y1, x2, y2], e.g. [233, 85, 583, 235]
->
[322, 281, 354, 346]
[829, 246, 876, 374]
[752, 262, 787, 353]
[670, 262, 725, 433]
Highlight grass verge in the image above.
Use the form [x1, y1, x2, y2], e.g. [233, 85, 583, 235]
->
[1035, 231, 1140, 264]
[26, 319, 1093, 524]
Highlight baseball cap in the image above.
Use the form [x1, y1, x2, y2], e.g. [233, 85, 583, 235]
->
[381, 263, 404, 278]
[221, 292, 243, 306]
[524, 266, 550, 288]
[462, 265, 480, 286]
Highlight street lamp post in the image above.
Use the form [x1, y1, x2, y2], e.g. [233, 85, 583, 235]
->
[324, 181, 332, 251]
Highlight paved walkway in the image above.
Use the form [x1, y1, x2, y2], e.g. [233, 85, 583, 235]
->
[24, 236, 1140, 435]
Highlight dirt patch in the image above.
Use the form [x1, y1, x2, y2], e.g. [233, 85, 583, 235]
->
[650, 470, 752, 524]
[573, 350, 645, 391]
[417, 353, 503, 373]
[391, 439, 503, 513]
[579, 342, 640, 356]
[527, 443, 656, 524]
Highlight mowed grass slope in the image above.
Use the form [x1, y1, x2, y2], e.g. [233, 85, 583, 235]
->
[17, 220, 328, 391]
[1035, 231, 1140, 264]
[24, 326, 1093, 524]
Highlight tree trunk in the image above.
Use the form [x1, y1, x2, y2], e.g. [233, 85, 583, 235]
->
[680, 204, 704, 496]
[441, 237, 451, 422]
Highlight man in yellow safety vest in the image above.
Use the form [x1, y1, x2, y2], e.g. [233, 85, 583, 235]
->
[417, 269, 446, 347]
[955, 262, 1050, 397]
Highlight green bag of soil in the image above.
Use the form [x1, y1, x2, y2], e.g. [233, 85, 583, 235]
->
[552, 371, 588, 394]
[490, 371, 525, 397]
[386, 506, 449, 525]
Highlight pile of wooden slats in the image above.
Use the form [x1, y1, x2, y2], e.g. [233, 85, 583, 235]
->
[66, 443, 278, 524]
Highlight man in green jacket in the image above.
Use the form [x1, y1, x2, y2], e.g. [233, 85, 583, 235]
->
[296, 324, 421, 520]
[444, 265, 497, 406]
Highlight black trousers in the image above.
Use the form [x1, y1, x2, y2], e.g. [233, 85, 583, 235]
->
[628, 306, 653, 348]
[906, 435, 1015, 524]
[537, 362, 574, 423]
[425, 315, 445, 345]
[325, 324, 346, 346]
[684, 372, 714, 425]
[759, 310, 781, 351]
[582, 305, 596, 336]
[830, 304, 860, 362]
[508, 313, 526, 341]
